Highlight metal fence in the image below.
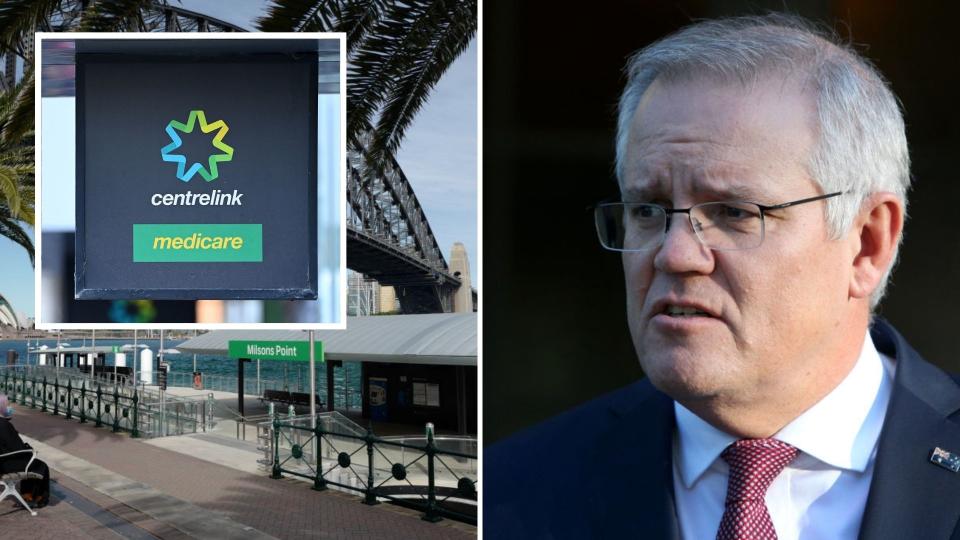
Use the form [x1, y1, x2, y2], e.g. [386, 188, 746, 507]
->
[264, 413, 477, 524]
[139, 370, 361, 411]
[18, 361, 362, 411]
[0, 366, 214, 438]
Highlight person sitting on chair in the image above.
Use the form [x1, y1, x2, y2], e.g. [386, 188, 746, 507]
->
[0, 393, 49, 508]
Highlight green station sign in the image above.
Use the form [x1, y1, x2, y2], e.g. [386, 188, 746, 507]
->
[227, 340, 324, 362]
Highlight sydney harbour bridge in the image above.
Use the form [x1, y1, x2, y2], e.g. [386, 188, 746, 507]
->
[27, 3, 464, 314]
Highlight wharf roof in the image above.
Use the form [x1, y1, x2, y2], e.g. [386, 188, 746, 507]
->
[177, 313, 477, 366]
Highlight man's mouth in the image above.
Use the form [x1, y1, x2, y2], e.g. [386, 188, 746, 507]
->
[662, 305, 713, 318]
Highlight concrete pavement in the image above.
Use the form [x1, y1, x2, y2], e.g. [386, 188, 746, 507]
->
[3, 406, 475, 539]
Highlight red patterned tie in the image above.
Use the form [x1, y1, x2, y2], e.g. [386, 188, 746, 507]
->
[716, 439, 798, 540]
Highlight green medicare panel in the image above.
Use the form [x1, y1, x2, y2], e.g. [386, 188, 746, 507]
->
[132, 224, 263, 262]
[74, 37, 338, 299]
[228, 340, 325, 362]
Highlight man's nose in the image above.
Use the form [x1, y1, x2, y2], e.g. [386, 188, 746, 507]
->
[653, 213, 715, 274]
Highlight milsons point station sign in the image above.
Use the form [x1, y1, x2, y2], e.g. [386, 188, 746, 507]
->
[74, 36, 340, 300]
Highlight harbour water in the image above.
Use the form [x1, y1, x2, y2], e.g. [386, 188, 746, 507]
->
[0, 339, 363, 409]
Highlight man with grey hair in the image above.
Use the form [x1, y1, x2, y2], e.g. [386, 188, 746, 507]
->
[486, 14, 960, 539]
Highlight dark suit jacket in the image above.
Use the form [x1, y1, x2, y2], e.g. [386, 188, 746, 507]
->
[485, 319, 960, 539]
[0, 416, 31, 475]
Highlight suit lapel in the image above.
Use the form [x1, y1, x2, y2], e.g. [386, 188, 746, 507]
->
[859, 320, 960, 539]
[585, 384, 681, 539]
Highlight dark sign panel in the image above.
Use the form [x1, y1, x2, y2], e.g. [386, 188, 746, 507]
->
[75, 39, 322, 300]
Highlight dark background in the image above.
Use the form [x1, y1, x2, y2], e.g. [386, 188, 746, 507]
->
[484, 1, 960, 444]
[77, 56, 317, 299]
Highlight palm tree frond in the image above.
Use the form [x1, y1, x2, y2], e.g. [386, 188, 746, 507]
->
[0, 208, 34, 266]
[0, 0, 64, 55]
[0, 167, 22, 217]
[257, 0, 330, 32]
[368, 0, 475, 167]
[78, 0, 156, 32]
[336, 0, 389, 52]
[257, 0, 476, 172]
[346, 0, 440, 139]
[1, 70, 33, 145]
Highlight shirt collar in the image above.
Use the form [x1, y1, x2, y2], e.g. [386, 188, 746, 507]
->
[674, 330, 893, 488]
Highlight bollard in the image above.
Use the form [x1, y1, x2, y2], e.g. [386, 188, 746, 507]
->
[95, 385, 103, 427]
[363, 424, 378, 505]
[271, 418, 282, 479]
[131, 390, 140, 438]
[312, 422, 325, 492]
[112, 387, 120, 433]
[422, 422, 442, 522]
[79, 382, 88, 424]
[65, 380, 73, 420]
[41, 377, 48, 413]
[53, 379, 60, 416]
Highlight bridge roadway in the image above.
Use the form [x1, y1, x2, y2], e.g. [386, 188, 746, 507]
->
[0, 406, 475, 539]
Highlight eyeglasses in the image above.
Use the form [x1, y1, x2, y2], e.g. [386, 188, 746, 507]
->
[594, 192, 844, 252]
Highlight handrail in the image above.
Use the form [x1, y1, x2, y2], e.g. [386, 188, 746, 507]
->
[267, 417, 477, 524]
[0, 369, 211, 439]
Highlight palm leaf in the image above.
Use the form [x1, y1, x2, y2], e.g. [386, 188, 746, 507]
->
[257, 0, 332, 32]
[346, 0, 440, 139]
[0, 159, 34, 223]
[259, 0, 475, 172]
[79, 0, 157, 32]
[368, 0, 474, 166]
[336, 0, 389, 53]
[297, 0, 343, 32]
[0, 202, 33, 266]
[1, 70, 33, 145]
[259, 0, 392, 53]
[0, 166, 22, 218]
[0, 0, 68, 56]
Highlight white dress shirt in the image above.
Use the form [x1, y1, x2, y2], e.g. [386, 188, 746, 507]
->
[673, 331, 895, 540]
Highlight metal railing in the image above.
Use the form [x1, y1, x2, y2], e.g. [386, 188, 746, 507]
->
[136, 389, 215, 438]
[17, 364, 139, 388]
[265, 414, 477, 524]
[148, 371, 361, 411]
[0, 366, 214, 439]
[16, 363, 362, 411]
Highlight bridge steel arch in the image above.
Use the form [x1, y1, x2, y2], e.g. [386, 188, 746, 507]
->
[347, 134, 461, 314]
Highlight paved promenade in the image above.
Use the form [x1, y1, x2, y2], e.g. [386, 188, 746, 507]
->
[1, 406, 475, 539]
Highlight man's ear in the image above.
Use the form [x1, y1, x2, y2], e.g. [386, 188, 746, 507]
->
[849, 192, 904, 300]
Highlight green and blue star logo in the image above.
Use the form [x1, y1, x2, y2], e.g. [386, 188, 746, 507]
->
[160, 110, 234, 182]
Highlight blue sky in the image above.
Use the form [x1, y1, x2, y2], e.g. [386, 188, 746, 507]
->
[0, 228, 34, 321]
[0, 2, 478, 319]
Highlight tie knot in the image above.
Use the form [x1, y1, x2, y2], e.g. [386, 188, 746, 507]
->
[721, 439, 798, 503]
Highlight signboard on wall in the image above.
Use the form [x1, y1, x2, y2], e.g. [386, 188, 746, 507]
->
[227, 340, 324, 362]
[370, 377, 388, 421]
[74, 38, 328, 300]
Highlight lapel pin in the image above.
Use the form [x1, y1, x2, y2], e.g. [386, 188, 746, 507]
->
[930, 447, 960, 473]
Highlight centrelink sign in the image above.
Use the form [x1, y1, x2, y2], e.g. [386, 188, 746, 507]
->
[74, 36, 338, 300]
